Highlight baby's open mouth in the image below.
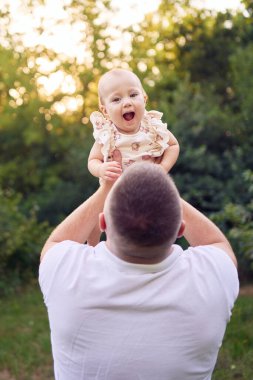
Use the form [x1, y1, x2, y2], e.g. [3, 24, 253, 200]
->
[123, 112, 135, 121]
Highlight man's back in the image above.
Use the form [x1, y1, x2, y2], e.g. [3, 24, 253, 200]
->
[39, 240, 238, 380]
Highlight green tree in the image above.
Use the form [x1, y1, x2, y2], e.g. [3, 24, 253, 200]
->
[129, 1, 253, 279]
[0, 0, 118, 290]
[0, 189, 50, 295]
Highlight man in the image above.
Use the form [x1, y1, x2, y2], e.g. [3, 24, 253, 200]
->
[39, 161, 239, 380]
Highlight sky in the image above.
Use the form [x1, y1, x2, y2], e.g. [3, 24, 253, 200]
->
[192, 0, 244, 12]
[3, 0, 245, 106]
[111, 0, 244, 27]
[5, 0, 244, 60]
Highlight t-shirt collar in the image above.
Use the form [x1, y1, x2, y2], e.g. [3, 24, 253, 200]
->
[97, 241, 183, 274]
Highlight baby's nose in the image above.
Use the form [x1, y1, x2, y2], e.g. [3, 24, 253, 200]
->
[122, 97, 132, 107]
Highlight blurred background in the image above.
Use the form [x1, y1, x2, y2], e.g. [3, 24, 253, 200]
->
[0, 0, 252, 378]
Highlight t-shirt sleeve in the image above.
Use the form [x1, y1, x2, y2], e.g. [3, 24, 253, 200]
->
[186, 245, 239, 312]
[39, 240, 94, 305]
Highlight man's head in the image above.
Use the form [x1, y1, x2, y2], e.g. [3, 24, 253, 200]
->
[98, 69, 147, 135]
[100, 162, 184, 263]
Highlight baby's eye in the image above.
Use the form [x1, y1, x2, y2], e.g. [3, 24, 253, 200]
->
[112, 97, 121, 103]
[130, 93, 139, 98]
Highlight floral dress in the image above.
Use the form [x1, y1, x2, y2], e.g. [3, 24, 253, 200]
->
[90, 110, 170, 170]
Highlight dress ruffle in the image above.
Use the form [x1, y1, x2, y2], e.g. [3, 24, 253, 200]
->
[90, 111, 115, 161]
[142, 110, 170, 157]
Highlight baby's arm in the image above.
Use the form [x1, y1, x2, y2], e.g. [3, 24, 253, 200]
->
[159, 131, 180, 172]
[88, 142, 122, 181]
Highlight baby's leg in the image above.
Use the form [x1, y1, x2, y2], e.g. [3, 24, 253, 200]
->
[87, 221, 101, 246]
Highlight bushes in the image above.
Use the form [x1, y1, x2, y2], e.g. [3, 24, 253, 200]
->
[0, 1, 253, 293]
[0, 190, 50, 295]
[211, 170, 253, 283]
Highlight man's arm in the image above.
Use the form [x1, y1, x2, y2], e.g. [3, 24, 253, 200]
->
[181, 199, 237, 267]
[41, 149, 122, 262]
[40, 182, 112, 262]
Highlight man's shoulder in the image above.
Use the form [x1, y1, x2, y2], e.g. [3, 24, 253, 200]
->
[182, 244, 239, 297]
[183, 244, 236, 269]
[185, 244, 233, 261]
[39, 241, 92, 281]
[39, 241, 102, 299]
[40, 240, 86, 263]
[39, 240, 107, 274]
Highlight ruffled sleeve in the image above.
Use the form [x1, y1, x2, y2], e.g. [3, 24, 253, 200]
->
[142, 110, 170, 156]
[90, 111, 114, 161]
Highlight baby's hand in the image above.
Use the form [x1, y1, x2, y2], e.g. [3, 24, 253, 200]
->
[99, 161, 122, 182]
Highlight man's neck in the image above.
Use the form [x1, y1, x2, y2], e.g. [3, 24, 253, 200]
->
[106, 239, 172, 265]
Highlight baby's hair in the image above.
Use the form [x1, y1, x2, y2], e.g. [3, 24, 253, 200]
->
[98, 68, 147, 110]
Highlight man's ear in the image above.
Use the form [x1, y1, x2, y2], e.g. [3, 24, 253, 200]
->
[177, 220, 185, 238]
[99, 212, 106, 232]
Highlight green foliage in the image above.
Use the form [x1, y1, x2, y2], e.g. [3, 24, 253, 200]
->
[0, 284, 53, 378]
[230, 43, 253, 144]
[211, 170, 253, 282]
[0, 189, 50, 296]
[0, 1, 106, 291]
[0, 0, 253, 290]
[129, 0, 253, 280]
[213, 294, 253, 380]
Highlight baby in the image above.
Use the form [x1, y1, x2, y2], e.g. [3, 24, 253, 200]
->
[87, 68, 179, 245]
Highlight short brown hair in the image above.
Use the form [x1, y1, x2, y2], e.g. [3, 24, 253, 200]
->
[108, 162, 181, 248]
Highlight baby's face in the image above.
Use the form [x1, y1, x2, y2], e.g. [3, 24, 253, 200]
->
[99, 71, 146, 135]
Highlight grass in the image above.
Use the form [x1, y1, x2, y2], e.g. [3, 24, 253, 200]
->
[213, 293, 253, 380]
[0, 284, 252, 380]
[0, 282, 53, 380]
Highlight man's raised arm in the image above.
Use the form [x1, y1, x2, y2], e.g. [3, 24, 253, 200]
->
[40, 149, 122, 262]
[40, 182, 112, 261]
[181, 199, 237, 267]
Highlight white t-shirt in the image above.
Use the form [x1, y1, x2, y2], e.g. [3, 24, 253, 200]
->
[39, 241, 239, 380]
